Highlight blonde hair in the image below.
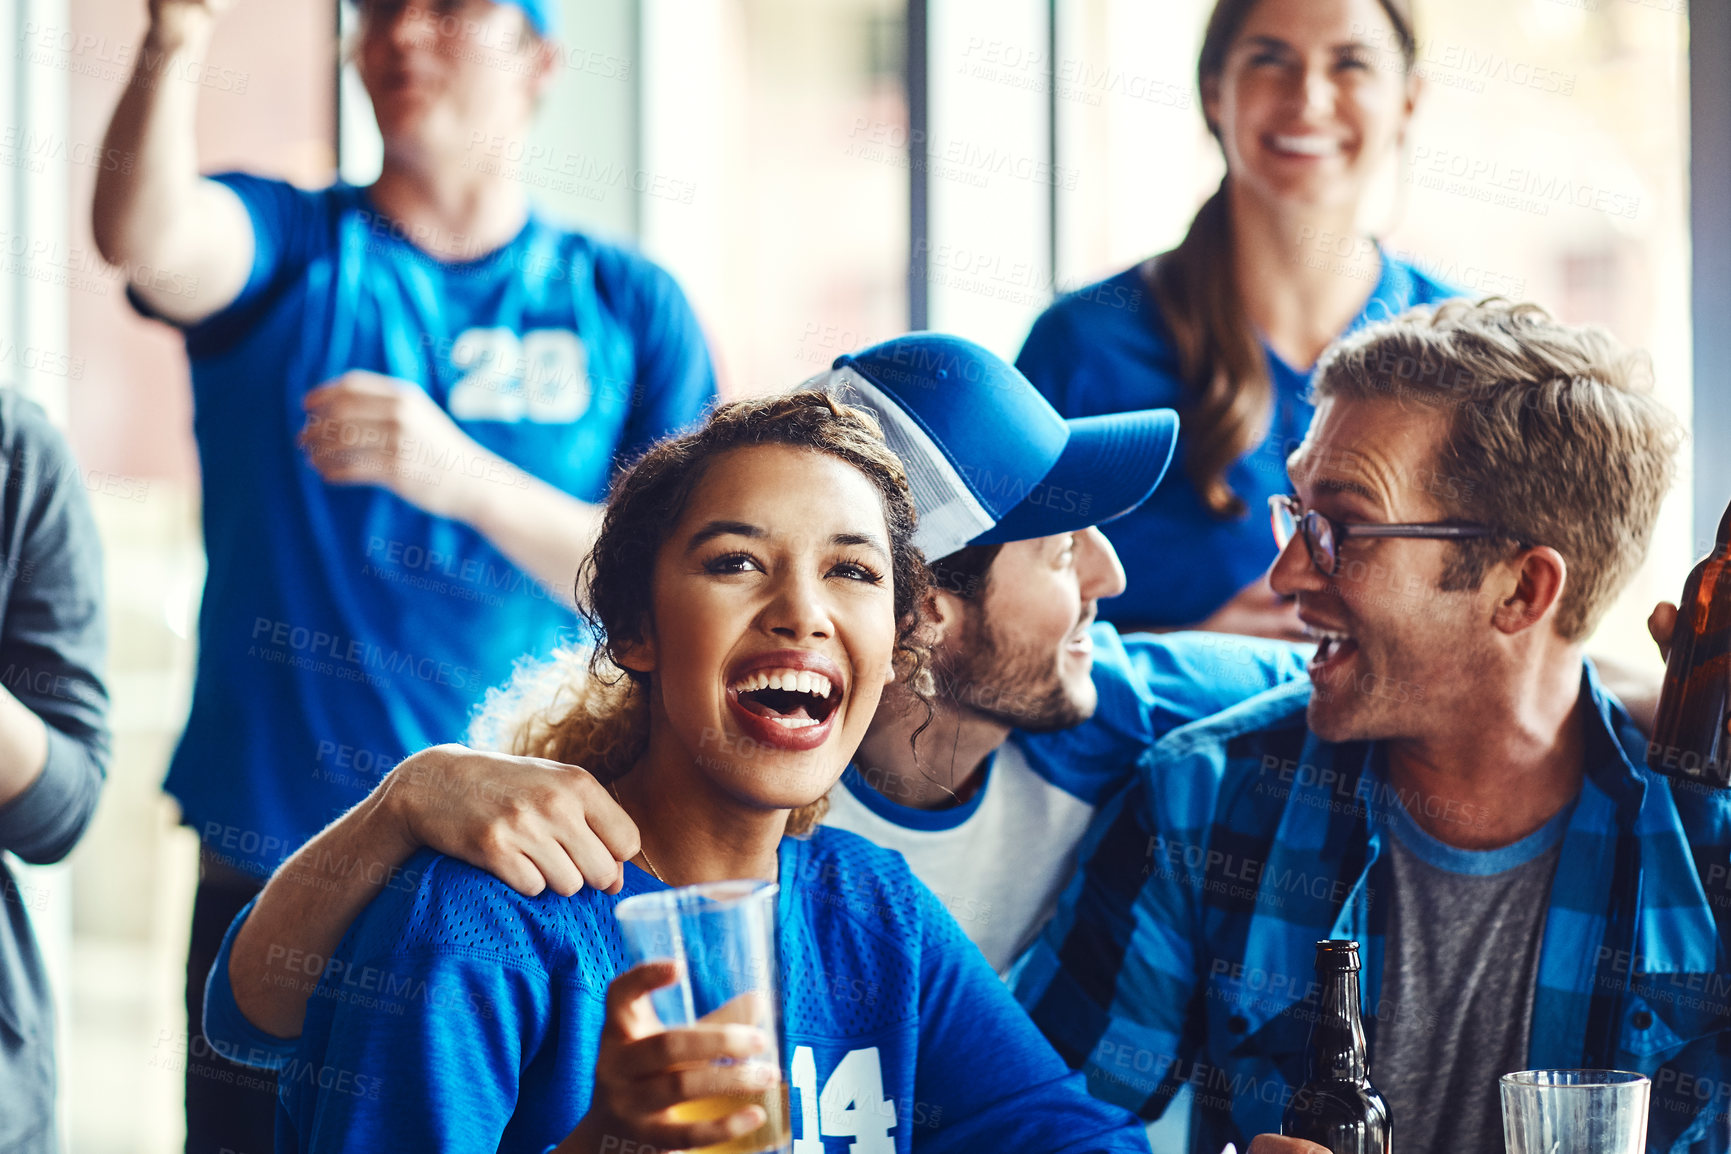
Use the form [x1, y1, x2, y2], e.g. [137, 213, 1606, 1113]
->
[1312, 299, 1683, 640]
[468, 391, 934, 838]
[468, 647, 648, 781]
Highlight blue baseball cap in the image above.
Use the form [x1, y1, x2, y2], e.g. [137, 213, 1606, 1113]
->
[498, 0, 557, 37]
[349, 0, 559, 38]
[807, 333, 1180, 560]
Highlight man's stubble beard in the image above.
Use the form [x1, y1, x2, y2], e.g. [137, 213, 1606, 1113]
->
[934, 606, 1089, 734]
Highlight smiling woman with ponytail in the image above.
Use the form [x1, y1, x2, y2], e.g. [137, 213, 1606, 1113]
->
[1016, 0, 1458, 636]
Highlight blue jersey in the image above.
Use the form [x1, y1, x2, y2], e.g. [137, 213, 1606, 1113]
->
[1015, 251, 1456, 629]
[205, 833, 1150, 1153]
[133, 175, 716, 875]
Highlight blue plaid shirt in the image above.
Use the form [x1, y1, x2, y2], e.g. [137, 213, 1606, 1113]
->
[1015, 665, 1731, 1154]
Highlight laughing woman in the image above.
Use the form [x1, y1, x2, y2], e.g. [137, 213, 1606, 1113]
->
[1016, 0, 1457, 636]
[250, 392, 1149, 1153]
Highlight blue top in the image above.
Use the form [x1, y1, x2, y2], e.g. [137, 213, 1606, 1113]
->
[1017, 625, 1312, 805]
[133, 175, 716, 876]
[1015, 251, 1457, 628]
[0, 389, 110, 1152]
[206, 832, 1150, 1153]
[1014, 667, 1731, 1154]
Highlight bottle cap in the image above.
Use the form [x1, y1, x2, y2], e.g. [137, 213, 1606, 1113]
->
[1313, 939, 1361, 970]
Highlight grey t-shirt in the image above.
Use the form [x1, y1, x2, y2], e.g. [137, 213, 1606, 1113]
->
[1373, 801, 1571, 1154]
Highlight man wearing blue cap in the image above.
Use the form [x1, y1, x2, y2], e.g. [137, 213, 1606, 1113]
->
[92, 1, 714, 1149]
[807, 333, 1308, 971]
[189, 334, 1310, 1105]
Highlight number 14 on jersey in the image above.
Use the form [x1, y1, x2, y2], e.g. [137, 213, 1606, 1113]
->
[789, 1045, 896, 1152]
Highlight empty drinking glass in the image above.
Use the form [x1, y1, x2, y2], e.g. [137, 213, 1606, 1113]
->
[1500, 1069, 1650, 1154]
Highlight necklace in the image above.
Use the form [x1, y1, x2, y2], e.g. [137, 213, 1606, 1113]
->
[606, 778, 667, 884]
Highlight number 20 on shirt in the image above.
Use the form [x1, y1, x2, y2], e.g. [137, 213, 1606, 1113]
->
[447, 327, 589, 423]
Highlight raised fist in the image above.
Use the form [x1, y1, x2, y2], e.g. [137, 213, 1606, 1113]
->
[147, 0, 237, 41]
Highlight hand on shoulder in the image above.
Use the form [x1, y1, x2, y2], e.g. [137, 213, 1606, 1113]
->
[380, 744, 640, 897]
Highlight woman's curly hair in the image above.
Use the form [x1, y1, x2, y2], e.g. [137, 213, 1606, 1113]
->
[468, 390, 933, 836]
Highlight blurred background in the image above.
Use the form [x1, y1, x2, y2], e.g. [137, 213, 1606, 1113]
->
[0, 0, 1721, 1148]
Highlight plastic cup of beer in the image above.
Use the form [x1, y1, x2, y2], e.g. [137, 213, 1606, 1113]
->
[1500, 1069, 1650, 1154]
[615, 880, 789, 1154]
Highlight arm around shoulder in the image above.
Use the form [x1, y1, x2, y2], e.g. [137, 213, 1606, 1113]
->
[225, 743, 637, 1039]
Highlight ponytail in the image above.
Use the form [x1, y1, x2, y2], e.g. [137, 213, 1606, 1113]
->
[1147, 180, 1269, 519]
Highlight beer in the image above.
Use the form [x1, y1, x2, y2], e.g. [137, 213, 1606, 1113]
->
[1281, 940, 1391, 1154]
[1648, 498, 1731, 788]
[668, 1085, 792, 1154]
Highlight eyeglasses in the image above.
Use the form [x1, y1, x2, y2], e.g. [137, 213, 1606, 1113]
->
[1268, 494, 1517, 577]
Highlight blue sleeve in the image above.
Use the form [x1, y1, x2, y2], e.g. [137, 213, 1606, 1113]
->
[127, 172, 328, 356]
[910, 881, 1151, 1152]
[0, 399, 110, 863]
[601, 248, 717, 459]
[1013, 758, 1210, 1120]
[200, 895, 301, 1072]
[1012, 625, 1307, 807]
[283, 946, 555, 1152]
[1118, 629, 1310, 735]
[1016, 303, 1082, 418]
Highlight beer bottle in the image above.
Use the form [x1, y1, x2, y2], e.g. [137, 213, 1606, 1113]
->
[1648, 498, 1731, 788]
[1281, 940, 1391, 1154]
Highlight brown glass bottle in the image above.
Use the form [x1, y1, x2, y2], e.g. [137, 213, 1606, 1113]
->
[1281, 940, 1391, 1154]
[1648, 499, 1731, 788]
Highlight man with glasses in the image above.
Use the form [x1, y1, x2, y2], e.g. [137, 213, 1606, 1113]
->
[1016, 300, 1731, 1154]
[1268, 493, 1524, 582]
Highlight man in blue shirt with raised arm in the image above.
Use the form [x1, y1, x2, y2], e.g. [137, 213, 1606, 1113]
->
[1016, 300, 1731, 1154]
[91, 0, 714, 1148]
